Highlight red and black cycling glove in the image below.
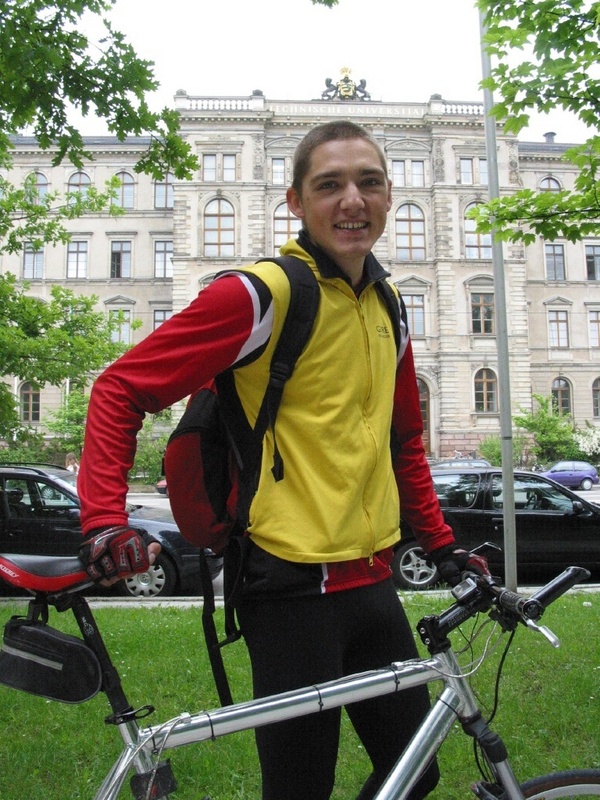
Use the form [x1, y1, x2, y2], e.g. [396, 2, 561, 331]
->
[79, 526, 150, 582]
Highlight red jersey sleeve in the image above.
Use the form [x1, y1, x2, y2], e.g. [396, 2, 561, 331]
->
[391, 339, 455, 554]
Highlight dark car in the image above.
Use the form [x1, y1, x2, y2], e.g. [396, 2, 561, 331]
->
[394, 467, 600, 590]
[0, 465, 222, 598]
[540, 460, 599, 491]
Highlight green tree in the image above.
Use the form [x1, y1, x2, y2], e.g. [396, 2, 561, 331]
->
[0, 273, 130, 439]
[513, 394, 580, 465]
[479, 432, 530, 466]
[44, 391, 90, 456]
[0, 0, 197, 253]
[470, 0, 600, 244]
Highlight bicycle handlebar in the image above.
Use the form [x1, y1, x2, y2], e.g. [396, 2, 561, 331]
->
[419, 565, 591, 652]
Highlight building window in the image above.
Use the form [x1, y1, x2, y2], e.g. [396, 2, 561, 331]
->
[204, 198, 235, 257]
[67, 241, 88, 278]
[272, 158, 286, 185]
[417, 378, 431, 454]
[391, 160, 425, 188]
[223, 154, 236, 182]
[154, 240, 173, 278]
[460, 157, 488, 185]
[23, 243, 43, 279]
[395, 203, 425, 260]
[67, 171, 90, 203]
[110, 241, 132, 279]
[20, 382, 40, 423]
[202, 154, 217, 181]
[154, 172, 174, 209]
[545, 243, 566, 280]
[552, 377, 572, 415]
[471, 292, 495, 334]
[585, 244, 600, 280]
[273, 201, 302, 252]
[27, 171, 48, 205]
[403, 294, 425, 336]
[548, 309, 569, 348]
[474, 368, 497, 413]
[590, 310, 600, 348]
[114, 171, 134, 209]
[541, 176, 561, 192]
[153, 309, 173, 329]
[465, 203, 492, 259]
[593, 378, 600, 418]
[109, 309, 131, 344]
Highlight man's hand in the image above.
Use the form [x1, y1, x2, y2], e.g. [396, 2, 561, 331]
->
[79, 526, 158, 583]
[430, 545, 490, 587]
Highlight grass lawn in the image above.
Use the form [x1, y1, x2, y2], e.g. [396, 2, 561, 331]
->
[0, 590, 597, 799]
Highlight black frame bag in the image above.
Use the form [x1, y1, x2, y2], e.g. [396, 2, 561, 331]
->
[0, 603, 102, 704]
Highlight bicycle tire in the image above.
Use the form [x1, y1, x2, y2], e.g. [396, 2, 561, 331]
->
[521, 770, 600, 798]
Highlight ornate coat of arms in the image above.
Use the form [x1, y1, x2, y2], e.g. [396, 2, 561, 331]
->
[321, 68, 371, 101]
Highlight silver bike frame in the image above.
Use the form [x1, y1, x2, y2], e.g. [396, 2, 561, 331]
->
[94, 646, 526, 800]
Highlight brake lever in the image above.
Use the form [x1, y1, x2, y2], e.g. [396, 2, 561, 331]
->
[523, 618, 560, 648]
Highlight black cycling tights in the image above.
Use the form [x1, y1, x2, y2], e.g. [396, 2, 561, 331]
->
[237, 579, 440, 800]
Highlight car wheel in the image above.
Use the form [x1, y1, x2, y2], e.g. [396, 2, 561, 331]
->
[116, 554, 177, 598]
[391, 542, 439, 591]
[579, 477, 593, 491]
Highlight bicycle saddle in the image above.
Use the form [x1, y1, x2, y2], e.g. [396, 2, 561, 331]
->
[0, 553, 88, 593]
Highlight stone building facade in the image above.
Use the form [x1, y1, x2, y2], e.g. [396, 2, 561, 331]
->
[2, 85, 599, 457]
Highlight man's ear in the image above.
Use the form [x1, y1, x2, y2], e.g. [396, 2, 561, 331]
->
[286, 187, 304, 219]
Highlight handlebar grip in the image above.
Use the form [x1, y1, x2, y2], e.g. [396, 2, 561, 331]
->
[497, 589, 543, 621]
[529, 566, 591, 609]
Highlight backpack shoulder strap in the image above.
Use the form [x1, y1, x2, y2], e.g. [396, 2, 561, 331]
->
[217, 255, 320, 524]
[374, 279, 403, 355]
[253, 255, 320, 480]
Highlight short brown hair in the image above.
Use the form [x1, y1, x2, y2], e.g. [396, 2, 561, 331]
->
[291, 121, 387, 194]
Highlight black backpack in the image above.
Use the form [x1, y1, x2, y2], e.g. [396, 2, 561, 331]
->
[163, 255, 402, 705]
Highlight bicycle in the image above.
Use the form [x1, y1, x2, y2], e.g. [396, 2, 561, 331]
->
[0, 550, 598, 800]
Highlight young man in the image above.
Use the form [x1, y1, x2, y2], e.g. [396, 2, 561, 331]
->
[78, 121, 487, 800]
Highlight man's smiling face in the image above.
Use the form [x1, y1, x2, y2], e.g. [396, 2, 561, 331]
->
[286, 137, 392, 286]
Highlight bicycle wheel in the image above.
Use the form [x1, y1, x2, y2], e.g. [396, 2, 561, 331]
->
[521, 770, 600, 798]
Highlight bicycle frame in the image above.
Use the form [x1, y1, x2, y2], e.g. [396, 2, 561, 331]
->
[94, 638, 524, 800]
[0, 555, 591, 800]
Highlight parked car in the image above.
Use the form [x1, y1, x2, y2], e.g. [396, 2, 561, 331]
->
[394, 467, 600, 590]
[0, 465, 222, 598]
[540, 460, 599, 491]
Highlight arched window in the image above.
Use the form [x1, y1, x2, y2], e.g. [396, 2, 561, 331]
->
[115, 171, 134, 209]
[417, 378, 431, 454]
[552, 377, 572, 415]
[465, 203, 492, 259]
[67, 171, 90, 203]
[154, 172, 174, 209]
[541, 176, 561, 192]
[28, 171, 48, 204]
[395, 203, 425, 260]
[20, 382, 40, 423]
[204, 198, 235, 257]
[593, 378, 600, 418]
[474, 368, 497, 412]
[273, 201, 302, 253]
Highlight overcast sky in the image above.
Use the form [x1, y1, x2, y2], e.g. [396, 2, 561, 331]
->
[82, 0, 589, 144]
